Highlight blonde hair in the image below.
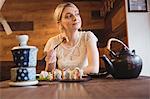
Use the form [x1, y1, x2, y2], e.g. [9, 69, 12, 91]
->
[53, 2, 78, 23]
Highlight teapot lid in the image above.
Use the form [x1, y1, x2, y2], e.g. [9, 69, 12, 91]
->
[12, 35, 37, 50]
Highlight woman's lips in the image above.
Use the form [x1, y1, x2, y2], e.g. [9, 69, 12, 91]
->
[72, 22, 79, 25]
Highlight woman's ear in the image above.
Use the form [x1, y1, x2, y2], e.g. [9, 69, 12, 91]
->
[57, 22, 65, 33]
[57, 21, 60, 24]
[57, 21, 62, 27]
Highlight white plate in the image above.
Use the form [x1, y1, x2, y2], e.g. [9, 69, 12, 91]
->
[9, 80, 39, 87]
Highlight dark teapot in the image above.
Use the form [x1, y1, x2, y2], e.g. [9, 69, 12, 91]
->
[101, 38, 142, 79]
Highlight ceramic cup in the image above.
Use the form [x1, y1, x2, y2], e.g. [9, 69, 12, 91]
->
[16, 35, 29, 46]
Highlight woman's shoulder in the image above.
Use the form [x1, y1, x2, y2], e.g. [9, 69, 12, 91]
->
[45, 34, 61, 47]
[44, 34, 61, 52]
[80, 31, 97, 41]
[80, 30, 93, 35]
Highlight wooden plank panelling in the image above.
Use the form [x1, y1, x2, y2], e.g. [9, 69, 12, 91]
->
[99, 0, 127, 48]
[0, 21, 33, 31]
[0, 0, 105, 61]
[112, 6, 125, 31]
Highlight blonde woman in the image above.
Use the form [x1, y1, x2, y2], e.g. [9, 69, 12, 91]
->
[44, 2, 99, 74]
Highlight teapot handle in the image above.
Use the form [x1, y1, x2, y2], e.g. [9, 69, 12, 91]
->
[106, 38, 129, 51]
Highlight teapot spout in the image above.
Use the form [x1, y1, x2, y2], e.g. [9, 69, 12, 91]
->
[101, 55, 114, 74]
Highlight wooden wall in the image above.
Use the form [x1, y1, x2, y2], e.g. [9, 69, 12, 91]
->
[98, 0, 128, 70]
[0, 0, 104, 61]
[98, 0, 128, 47]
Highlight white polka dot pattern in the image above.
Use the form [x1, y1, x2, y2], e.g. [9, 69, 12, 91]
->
[11, 67, 36, 81]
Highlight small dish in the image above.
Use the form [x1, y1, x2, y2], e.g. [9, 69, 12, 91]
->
[9, 80, 39, 87]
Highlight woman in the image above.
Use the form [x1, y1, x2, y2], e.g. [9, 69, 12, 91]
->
[44, 2, 99, 74]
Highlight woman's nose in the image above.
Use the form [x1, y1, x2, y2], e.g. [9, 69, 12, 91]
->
[72, 15, 77, 21]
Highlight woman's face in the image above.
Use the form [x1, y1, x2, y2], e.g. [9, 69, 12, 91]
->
[60, 6, 82, 32]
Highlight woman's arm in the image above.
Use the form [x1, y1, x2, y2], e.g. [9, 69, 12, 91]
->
[45, 62, 56, 72]
[83, 33, 99, 74]
[44, 49, 57, 72]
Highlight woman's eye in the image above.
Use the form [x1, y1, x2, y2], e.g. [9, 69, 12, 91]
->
[64, 13, 80, 19]
[65, 14, 72, 19]
[75, 13, 80, 16]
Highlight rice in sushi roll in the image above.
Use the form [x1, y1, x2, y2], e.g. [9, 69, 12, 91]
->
[71, 67, 83, 80]
[39, 71, 49, 80]
[62, 69, 72, 80]
[53, 69, 62, 80]
[47, 72, 53, 80]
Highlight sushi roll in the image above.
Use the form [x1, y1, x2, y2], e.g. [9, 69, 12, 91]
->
[39, 71, 49, 80]
[53, 69, 62, 80]
[71, 67, 83, 80]
[62, 69, 72, 80]
[47, 72, 53, 81]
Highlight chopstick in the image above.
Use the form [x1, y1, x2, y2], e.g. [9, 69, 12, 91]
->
[54, 38, 66, 50]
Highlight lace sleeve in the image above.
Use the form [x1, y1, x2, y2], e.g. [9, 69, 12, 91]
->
[44, 35, 61, 53]
[85, 31, 98, 44]
[44, 38, 53, 53]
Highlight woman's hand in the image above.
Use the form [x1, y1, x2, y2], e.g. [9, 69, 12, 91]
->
[45, 49, 56, 71]
[45, 49, 56, 64]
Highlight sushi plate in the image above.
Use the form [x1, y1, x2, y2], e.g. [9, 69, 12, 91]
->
[58, 76, 92, 82]
[37, 76, 92, 82]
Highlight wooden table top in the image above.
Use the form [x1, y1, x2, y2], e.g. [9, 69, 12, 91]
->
[0, 76, 150, 99]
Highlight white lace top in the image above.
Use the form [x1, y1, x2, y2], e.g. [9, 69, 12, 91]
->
[44, 31, 98, 70]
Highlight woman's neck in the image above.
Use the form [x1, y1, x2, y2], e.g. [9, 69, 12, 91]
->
[65, 30, 79, 46]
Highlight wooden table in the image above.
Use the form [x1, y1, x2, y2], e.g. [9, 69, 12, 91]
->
[0, 76, 150, 99]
